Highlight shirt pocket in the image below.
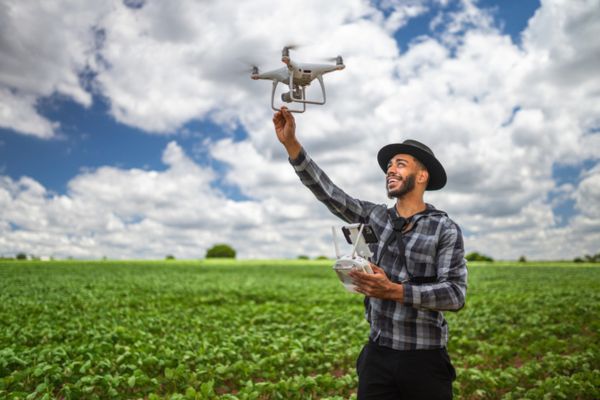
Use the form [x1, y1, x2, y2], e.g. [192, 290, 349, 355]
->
[405, 236, 437, 281]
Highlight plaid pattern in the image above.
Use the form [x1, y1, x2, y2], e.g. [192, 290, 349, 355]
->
[290, 148, 467, 350]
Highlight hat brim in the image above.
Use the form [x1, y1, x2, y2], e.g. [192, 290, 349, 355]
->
[377, 144, 447, 190]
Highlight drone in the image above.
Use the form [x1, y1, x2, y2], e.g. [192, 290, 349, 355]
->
[250, 46, 345, 113]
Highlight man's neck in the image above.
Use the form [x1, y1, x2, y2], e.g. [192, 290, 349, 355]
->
[395, 195, 427, 219]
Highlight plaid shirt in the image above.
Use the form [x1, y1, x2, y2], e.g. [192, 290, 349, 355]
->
[290, 148, 467, 350]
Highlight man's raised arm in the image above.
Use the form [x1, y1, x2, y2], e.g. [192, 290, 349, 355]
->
[273, 107, 377, 224]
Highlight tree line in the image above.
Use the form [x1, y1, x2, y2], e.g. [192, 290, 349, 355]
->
[3, 248, 599, 263]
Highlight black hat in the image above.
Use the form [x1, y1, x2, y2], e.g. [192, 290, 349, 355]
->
[377, 139, 447, 191]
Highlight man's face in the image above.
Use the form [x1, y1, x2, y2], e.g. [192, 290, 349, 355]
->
[386, 154, 420, 198]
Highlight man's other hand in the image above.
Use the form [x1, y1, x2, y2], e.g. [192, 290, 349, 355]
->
[350, 264, 404, 302]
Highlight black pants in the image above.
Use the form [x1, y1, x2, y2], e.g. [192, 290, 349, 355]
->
[356, 340, 456, 400]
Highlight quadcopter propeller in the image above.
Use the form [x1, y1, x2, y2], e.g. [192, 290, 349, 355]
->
[281, 43, 303, 59]
[228, 60, 261, 80]
[240, 64, 259, 80]
[239, 65, 260, 74]
[283, 43, 302, 51]
[235, 59, 261, 74]
[320, 55, 344, 65]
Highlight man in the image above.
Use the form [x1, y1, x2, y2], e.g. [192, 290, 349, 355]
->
[273, 107, 467, 400]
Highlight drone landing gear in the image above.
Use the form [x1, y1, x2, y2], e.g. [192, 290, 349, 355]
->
[289, 74, 326, 106]
[270, 75, 328, 113]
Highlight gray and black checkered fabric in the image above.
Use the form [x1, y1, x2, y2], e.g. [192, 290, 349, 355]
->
[290, 148, 467, 350]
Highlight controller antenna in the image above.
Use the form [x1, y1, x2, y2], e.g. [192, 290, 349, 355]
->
[331, 226, 341, 259]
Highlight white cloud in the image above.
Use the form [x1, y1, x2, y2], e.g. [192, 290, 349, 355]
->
[0, 142, 270, 258]
[0, 140, 355, 259]
[1, 0, 599, 259]
[0, 88, 57, 138]
[574, 165, 600, 221]
[376, 1, 430, 33]
[0, 0, 109, 138]
[90, 0, 378, 133]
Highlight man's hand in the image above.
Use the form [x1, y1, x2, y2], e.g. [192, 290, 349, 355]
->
[273, 107, 301, 159]
[349, 264, 404, 302]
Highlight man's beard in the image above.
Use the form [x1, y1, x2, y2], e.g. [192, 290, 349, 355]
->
[387, 173, 416, 199]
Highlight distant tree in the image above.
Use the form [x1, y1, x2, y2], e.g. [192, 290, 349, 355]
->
[16, 253, 27, 260]
[574, 253, 600, 263]
[315, 255, 330, 260]
[297, 255, 310, 260]
[465, 252, 494, 262]
[518, 255, 527, 263]
[206, 244, 236, 259]
[165, 254, 176, 260]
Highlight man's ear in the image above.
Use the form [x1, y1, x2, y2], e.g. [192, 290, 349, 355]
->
[418, 169, 429, 185]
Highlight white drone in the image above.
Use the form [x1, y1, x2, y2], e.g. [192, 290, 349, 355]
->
[250, 46, 345, 113]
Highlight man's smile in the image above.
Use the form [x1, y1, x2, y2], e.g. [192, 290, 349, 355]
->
[387, 176, 402, 186]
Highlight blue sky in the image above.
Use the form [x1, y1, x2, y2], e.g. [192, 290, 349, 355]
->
[1, 0, 598, 259]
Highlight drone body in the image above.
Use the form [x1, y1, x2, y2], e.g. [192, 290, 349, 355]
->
[251, 46, 345, 113]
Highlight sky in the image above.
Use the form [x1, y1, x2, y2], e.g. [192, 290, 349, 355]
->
[1, 0, 599, 260]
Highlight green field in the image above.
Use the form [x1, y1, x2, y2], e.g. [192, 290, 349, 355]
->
[0, 260, 599, 399]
